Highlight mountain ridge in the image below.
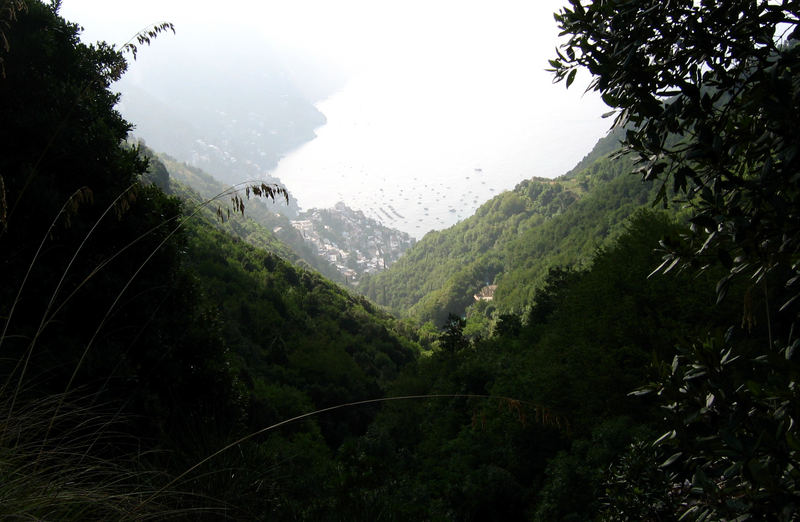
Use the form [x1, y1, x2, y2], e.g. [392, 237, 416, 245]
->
[158, 150, 416, 284]
[356, 127, 682, 327]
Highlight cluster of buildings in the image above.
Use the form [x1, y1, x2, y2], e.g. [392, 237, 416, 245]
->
[290, 202, 415, 284]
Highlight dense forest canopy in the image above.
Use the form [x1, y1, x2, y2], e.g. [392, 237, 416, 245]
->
[0, 0, 797, 520]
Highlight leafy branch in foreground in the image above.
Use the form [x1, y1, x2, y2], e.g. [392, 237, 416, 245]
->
[119, 21, 175, 62]
[552, 0, 800, 303]
[552, 1, 800, 518]
[215, 181, 289, 222]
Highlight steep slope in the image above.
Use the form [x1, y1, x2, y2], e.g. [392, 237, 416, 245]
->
[0, 4, 429, 515]
[146, 151, 428, 439]
[358, 129, 684, 325]
[184, 215, 424, 438]
[117, 31, 329, 198]
[158, 151, 346, 281]
[329, 210, 747, 521]
[161, 151, 416, 284]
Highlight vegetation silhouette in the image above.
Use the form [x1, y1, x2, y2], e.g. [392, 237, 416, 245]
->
[3, 0, 797, 519]
[552, 0, 800, 518]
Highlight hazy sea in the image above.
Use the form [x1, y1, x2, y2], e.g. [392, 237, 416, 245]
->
[269, 69, 610, 239]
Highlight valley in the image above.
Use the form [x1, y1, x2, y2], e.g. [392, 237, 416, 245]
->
[1, 2, 797, 520]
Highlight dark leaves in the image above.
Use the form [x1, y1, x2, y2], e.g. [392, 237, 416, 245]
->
[566, 68, 577, 88]
[553, 2, 800, 518]
[119, 22, 175, 62]
[215, 182, 289, 223]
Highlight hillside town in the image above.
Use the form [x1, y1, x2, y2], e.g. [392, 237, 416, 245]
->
[290, 202, 415, 284]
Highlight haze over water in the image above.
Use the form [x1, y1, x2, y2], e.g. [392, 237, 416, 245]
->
[271, 67, 609, 238]
[62, 0, 611, 239]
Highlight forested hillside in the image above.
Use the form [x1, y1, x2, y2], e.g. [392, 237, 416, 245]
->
[330, 211, 741, 520]
[1, 1, 797, 520]
[358, 130, 687, 327]
[156, 151, 347, 282]
[0, 3, 424, 517]
[161, 152, 416, 285]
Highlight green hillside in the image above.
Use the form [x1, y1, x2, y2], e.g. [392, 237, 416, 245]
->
[358, 129, 688, 327]
[2, 2, 796, 520]
[331, 210, 740, 520]
[156, 151, 346, 282]
[0, 4, 425, 516]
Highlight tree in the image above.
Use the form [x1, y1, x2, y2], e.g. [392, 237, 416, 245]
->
[0, 1, 26, 78]
[439, 313, 470, 354]
[552, 0, 800, 304]
[551, 1, 800, 519]
[0, 0, 243, 444]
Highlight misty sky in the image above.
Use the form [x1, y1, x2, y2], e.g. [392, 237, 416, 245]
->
[60, 0, 612, 237]
[61, 0, 585, 76]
